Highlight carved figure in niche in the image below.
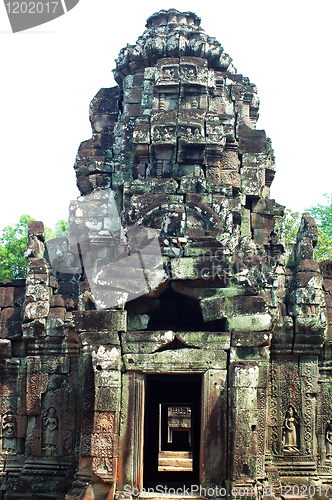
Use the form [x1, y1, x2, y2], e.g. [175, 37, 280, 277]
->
[159, 93, 166, 110]
[194, 128, 201, 140]
[187, 67, 195, 78]
[181, 66, 195, 79]
[186, 128, 193, 140]
[164, 128, 172, 141]
[283, 405, 299, 452]
[326, 423, 332, 456]
[192, 97, 198, 108]
[2, 412, 17, 453]
[43, 406, 58, 456]
[164, 68, 174, 79]
[153, 128, 161, 141]
[179, 98, 186, 109]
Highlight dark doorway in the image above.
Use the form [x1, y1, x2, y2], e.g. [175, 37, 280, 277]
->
[143, 374, 201, 487]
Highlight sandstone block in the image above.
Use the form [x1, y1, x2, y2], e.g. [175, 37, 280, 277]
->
[1, 307, 22, 323]
[0, 339, 12, 357]
[92, 346, 121, 371]
[27, 258, 49, 274]
[50, 295, 65, 307]
[226, 313, 272, 332]
[25, 284, 50, 303]
[74, 310, 126, 333]
[28, 221, 44, 240]
[24, 301, 49, 321]
[0, 287, 14, 308]
[201, 295, 266, 322]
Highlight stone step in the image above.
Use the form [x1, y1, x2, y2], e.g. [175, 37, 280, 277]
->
[158, 466, 193, 471]
[159, 451, 192, 459]
[158, 450, 193, 471]
[158, 459, 192, 466]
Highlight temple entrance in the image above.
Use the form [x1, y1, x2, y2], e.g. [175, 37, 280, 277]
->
[143, 374, 201, 487]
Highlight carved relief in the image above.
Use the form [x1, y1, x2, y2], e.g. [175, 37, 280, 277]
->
[82, 411, 94, 435]
[326, 423, 332, 456]
[2, 412, 16, 453]
[191, 97, 198, 108]
[162, 66, 177, 80]
[180, 66, 197, 79]
[92, 457, 114, 481]
[42, 406, 58, 456]
[179, 126, 203, 142]
[63, 431, 73, 456]
[26, 374, 42, 414]
[26, 435, 40, 459]
[1, 7, 331, 496]
[283, 405, 299, 452]
[320, 385, 332, 432]
[257, 389, 266, 477]
[153, 126, 175, 143]
[94, 412, 116, 434]
[80, 434, 92, 456]
[91, 433, 114, 457]
[302, 394, 314, 455]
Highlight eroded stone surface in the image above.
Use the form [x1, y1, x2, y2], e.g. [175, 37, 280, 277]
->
[0, 9, 331, 500]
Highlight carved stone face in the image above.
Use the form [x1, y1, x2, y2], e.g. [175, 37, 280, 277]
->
[48, 407, 56, 417]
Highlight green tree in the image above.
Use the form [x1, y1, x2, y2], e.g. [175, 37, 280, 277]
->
[44, 219, 69, 240]
[306, 194, 332, 240]
[0, 214, 35, 280]
[284, 209, 301, 245]
[285, 196, 332, 261]
[306, 194, 332, 261]
[0, 216, 70, 281]
[314, 227, 332, 261]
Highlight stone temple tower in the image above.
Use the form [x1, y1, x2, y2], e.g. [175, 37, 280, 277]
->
[1, 9, 332, 500]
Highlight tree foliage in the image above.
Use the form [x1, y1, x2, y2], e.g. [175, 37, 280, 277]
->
[0, 216, 70, 280]
[306, 194, 332, 261]
[0, 214, 35, 280]
[306, 194, 332, 240]
[314, 227, 332, 261]
[44, 219, 69, 240]
[285, 195, 332, 262]
[284, 209, 301, 245]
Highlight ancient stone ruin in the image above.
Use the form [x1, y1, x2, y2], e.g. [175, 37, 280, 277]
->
[1, 9, 332, 500]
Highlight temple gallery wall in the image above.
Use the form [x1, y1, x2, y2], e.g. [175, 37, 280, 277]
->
[1, 8, 332, 500]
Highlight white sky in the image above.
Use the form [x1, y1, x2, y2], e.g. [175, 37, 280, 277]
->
[1, 0, 331, 231]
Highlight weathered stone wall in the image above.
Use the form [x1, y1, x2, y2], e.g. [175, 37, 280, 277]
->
[0, 9, 331, 500]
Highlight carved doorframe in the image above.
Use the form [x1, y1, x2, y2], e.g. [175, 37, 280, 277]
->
[117, 366, 227, 494]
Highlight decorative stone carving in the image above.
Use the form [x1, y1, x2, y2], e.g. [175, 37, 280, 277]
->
[42, 406, 58, 456]
[152, 126, 175, 143]
[2, 412, 16, 453]
[326, 423, 332, 456]
[1, 8, 332, 499]
[283, 405, 299, 452]
[180, 65, 197, 79]
[163, 67, 175, 79]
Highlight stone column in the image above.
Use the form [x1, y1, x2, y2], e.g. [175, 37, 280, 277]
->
[201, 368, 227, 487]
[229, 346, 269, 485]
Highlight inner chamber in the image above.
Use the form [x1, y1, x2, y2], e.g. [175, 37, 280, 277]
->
[143, 374, 202, 487]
